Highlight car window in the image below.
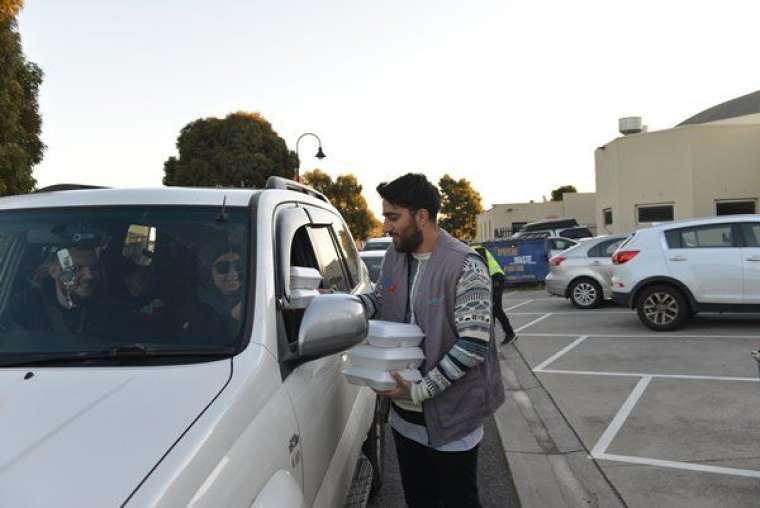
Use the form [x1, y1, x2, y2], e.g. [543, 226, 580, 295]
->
[307, 226, 351, 292]
[740, 223, 760, 247]
[589, 238, 624, 257]
[666, 224, 735, 248]
[332, 219, 361, 288]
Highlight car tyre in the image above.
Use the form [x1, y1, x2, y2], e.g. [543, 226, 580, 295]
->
[636, 284, 688, 331]
[569, 278, 603, 309]
[363, 396, 389, 497]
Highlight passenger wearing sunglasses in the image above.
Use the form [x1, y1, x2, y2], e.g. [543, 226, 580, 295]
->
[208, 251, 244, 322]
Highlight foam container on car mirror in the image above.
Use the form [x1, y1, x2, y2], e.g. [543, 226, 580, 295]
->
[366, 320, 425, 348]
[290, 266, 323, 290]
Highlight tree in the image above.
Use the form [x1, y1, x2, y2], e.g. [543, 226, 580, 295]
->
[302, 169, 382, 241]
[0, 0, 45, 196]
[163, 111, 298, 188]
[438, 174, 484, 241]
[551, 185, 578, 201]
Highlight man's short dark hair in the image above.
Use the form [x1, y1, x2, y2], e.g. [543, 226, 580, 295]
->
[377, 173, 441, 222]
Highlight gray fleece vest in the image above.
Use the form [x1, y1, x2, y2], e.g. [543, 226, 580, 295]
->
[380, 229, 505, 447]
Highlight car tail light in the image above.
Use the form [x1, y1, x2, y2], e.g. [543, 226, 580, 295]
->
[612, 250, 639, 265]
[549, 255, 566, 267]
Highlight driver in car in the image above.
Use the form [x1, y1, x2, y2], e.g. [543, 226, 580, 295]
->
[6, 245, 108, 335]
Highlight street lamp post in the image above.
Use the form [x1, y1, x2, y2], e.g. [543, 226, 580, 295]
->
[295, 132, 326, 182]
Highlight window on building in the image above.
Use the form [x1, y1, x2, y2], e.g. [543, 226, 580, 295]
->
[716, 200, 756, 216]
[512, 222, 527, 233]
[665, 224, 735, 249]
[603, 208, 613, 226]
[637, 204, 674, 223]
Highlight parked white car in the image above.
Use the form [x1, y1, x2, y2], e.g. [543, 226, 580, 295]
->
[545, 235, 627, 308]
[361, 237, 392, 252]
[0, 177, 385, 507]
[359, 250, 385, 284]
[611, 215, 760, 331]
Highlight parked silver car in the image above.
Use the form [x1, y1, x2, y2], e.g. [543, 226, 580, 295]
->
[545, 235, 627, 308]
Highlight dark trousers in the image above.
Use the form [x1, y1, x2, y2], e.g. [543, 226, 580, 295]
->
[492, 278, 514, 339]
[393, 429, 481, 508]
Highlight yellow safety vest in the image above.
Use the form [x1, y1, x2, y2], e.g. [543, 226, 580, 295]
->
[472, 244, 504, 277]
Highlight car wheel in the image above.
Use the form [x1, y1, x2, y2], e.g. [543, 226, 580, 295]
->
[636, 284, 688, 331]
[569, 278, 603, 309]
[363, 396, 389, 497]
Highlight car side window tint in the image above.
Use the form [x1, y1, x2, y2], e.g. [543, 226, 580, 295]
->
[672, 224, 735, 248]
[307, 226, 351, 293]
[740, 223, 760, 247]
[587, 243, 602, 257]
[603, 239, 623, 256]
[332, 219, 361, 288]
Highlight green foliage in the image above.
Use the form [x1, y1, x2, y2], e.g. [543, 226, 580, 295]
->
[0, 8, 44, 196]
[302, 169, 381, 241]
[550, 185, 577, 201]
[163, 111, 298, 188]
[438, 174, 484, 241]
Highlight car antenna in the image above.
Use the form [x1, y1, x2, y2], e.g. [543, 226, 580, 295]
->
[216, 195, 229, 223]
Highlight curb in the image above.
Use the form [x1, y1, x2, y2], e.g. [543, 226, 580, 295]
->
[493, 341, 626, 508]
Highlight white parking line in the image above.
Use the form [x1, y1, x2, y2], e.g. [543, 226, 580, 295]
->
[591, 376, 652, 457]
[537, 369, 760, 383]
[515, 313, 553, 333]
[597, 453, 760, 479]
[519, 332, 760, 340]
[533, 336, 589, 372]
[504, 300, 534, 311]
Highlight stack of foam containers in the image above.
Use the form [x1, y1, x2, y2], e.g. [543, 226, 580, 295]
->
[342, 320, 426, 391]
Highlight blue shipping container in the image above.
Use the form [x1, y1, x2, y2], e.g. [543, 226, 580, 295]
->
[481, 239, 549, 285]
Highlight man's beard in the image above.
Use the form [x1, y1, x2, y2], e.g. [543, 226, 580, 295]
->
[394, 225, 423, 253]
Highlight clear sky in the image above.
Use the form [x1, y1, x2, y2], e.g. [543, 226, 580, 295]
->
[17, 1, 760, 217]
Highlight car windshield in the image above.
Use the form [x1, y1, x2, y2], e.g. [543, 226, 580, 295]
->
[0, 206, 250, 366]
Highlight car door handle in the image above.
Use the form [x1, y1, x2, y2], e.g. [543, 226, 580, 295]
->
[591, 261, 601, 265]
[746, 256, 760, 262]
[669, 256, 687, 261]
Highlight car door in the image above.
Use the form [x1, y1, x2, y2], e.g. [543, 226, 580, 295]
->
[278, 204, 361, 506]
[664, 223, 743, 304]
[739, 222, 760, 304]
[587, 238, 625, 286]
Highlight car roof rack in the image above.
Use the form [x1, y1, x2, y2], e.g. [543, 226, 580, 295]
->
[265, 176, 328, 203]
[34, 184, 109, 193]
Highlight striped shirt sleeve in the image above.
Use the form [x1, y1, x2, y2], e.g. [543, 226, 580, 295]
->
[411, 253, 492, 403]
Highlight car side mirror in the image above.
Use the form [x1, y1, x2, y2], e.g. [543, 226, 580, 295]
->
[298, 293, 367, 359]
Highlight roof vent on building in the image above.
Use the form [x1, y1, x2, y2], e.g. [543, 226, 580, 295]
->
[618, 117, 643, 135]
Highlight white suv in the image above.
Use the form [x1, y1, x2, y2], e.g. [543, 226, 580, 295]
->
[0, 178, 385, 507]
[611, 215, 760, 331]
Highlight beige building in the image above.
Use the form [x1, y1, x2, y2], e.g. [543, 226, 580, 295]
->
[476, 192, 596, 241]
[596, 91, 760, 235]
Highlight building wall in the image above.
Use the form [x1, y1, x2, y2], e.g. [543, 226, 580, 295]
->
[595, 122, 760, 235]
[476, 193, 596, 241]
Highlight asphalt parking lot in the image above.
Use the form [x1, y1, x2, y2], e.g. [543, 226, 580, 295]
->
[505, 288, 760, 507]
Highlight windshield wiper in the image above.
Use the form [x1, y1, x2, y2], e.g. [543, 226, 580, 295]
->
[0, 343, 236, 367]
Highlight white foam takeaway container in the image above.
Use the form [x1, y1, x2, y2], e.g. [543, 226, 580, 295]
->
[367, 320, 425, 348]
[348, 345, 425, 371]
[290, 266, 322, 290]
[342, 367, 422, 391]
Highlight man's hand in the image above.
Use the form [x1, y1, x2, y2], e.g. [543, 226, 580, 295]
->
[376, 371, 412, 399]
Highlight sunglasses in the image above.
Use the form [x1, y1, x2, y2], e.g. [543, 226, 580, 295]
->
[213, 260, 244, 275]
